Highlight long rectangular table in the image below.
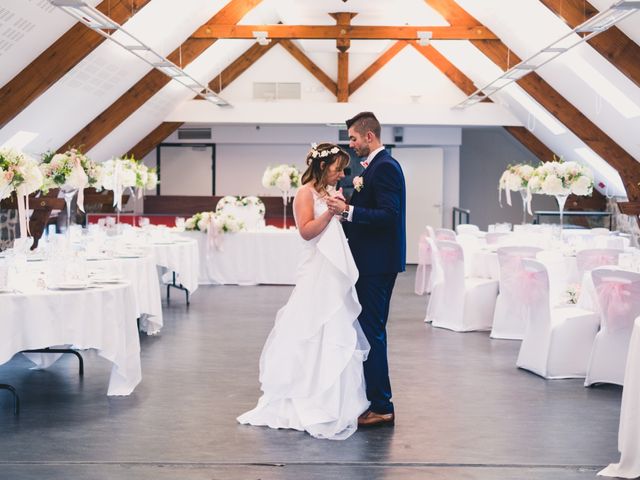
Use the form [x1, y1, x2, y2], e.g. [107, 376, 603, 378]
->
[182, 228, 304, 285]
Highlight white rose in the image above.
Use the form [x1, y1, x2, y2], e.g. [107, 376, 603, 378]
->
[527, 175, 542, 193]
[518, 164, 534, 180]
[571, 175, 593, 196]
[120, 167, 137, 188]
[275, 174, 291, 192]
[506, 172, 522, 191]
[541, 174, 569, 195]
[17, 159, 43, 195]
[197, 218, 209, 231]
[185, 218, 196, 229]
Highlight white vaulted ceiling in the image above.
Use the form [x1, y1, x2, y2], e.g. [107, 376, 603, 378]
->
[0, 0, 638, 196]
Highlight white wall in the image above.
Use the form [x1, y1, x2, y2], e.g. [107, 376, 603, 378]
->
[142, 124, 463, 237]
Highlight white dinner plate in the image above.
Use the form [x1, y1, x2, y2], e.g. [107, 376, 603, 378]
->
[50, 283, 89, 290]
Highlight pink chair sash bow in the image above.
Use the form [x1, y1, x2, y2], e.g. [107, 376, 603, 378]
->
[503, 268, 547, 305]
[596, 280, 640, 331]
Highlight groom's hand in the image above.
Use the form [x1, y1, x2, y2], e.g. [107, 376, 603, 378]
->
[326, 196, 347, 215]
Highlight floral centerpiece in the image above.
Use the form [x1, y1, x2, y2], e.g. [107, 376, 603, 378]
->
[185, 210, 245, 250]
[262, 164, 301, 228]
[216, 195, 266, 216]
[215, 195, 265, 231]
[528, 158, 594, 230]
[185, 211, 245, 234]
[0, 148, 43, 238]
[498, 163, 535, 223]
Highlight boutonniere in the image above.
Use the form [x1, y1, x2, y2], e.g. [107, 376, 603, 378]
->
[360, 160, 369, 169]
[353, 176, 363, 192]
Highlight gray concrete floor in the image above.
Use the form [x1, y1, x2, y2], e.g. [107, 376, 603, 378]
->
[0, 267, 624, 479]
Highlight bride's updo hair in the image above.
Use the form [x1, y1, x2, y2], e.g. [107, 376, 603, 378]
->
[301, 142, 350, 190]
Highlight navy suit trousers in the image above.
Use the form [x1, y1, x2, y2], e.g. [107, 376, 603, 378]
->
[356, 273, 397, 415]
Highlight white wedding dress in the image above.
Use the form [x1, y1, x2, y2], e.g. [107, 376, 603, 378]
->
[237, 191, 370, 440]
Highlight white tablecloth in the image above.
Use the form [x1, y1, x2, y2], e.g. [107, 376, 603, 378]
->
[151, 237, 200, 294]
[599, 316, 640, 478]
[89, 254, 162, 335]
[0, 283, 141, 396]
[183, 228, 304, 285]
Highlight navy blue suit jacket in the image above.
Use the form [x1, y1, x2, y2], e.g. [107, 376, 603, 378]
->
[343, 149, 406, 276]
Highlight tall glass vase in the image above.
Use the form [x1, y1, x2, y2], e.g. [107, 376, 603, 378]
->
[519, 189, 528, 225]
[62, 188, 78, 236]
[555, 193, 568, 237]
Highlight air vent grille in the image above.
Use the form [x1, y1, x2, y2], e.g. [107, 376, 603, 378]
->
[178, 128, 212, 140]
[253, 82, 301, 100]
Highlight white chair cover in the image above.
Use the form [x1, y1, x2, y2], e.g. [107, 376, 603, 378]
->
[425, 225, 436, 239]
[414, 231, 432, 295]
[576, 248, 620, 279]
[516, 259, 600, 379]
[435, 228, 456, 241]
[585, 268, 640, 386]
[426, 240, 498, 332]
[598, 316, 640, 479]
[485, 232, 509, 245]
[490, 246, 543, 340]
[456, 224, 480, 235]
[536, 250, 569, 307]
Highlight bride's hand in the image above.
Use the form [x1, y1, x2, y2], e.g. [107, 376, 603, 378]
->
[332, 187, 346, 202]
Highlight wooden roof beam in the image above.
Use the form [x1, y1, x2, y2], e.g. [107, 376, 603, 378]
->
[191, 24, 497, 40]
[539, 0, 640, 88]
[0, 0, 152, 130]
[127, 40, 278, 158]
[350, 41, 408, 96]
[59, 0, 262, 154]
[424, 0, 640, 206]
[279, 40, 337, 97]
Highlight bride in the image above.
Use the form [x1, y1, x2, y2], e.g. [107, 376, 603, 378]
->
[237, 143, 370, 440]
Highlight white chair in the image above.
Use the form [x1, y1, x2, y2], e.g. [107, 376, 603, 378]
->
[415, 231, 432, 295]
[584, 268, 640, 386]
[456, 224, 480, 235]
[490, 246, 543, 340]
[426, 240, 498, 332]
[456, 233, 482, 278]
[425, 225, 436, 239]
[485, 232, 509, 245]
[516, 259, 600, 379]
[536, 250, 569, 307]
[576, 248, 620, 279]
[435, 228, 456, 241]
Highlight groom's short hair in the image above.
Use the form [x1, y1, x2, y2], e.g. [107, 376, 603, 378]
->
[346, 112, 381, 139]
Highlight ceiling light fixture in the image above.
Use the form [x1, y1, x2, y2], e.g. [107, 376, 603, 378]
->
[49, 0, 230, 107]
[455, 0, 640, 109]
[416, 31, 432, 46]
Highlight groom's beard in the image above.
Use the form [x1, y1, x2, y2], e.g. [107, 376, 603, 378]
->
[355, 145, 370, 158]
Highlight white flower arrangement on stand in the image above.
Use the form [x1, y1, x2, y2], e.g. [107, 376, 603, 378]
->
[498, 163, 535, 223]
[0, 148, 43, 239]
[40, 148, 98, 233]
[528, 158, 594, 231]
[262, 164, 301, 229]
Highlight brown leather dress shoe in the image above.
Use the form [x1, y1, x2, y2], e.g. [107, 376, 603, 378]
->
[357, 410, 395, 427]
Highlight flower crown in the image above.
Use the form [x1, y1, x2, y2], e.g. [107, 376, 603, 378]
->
[307, 143, 341, 165]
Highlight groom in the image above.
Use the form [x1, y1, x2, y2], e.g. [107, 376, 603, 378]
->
[327, 111, 406, 427]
